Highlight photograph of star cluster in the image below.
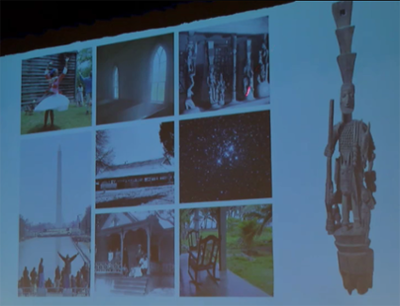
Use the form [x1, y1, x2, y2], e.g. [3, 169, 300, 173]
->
[179, 110, 272, 203]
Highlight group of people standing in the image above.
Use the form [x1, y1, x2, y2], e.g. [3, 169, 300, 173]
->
[18, 253, 90, 296]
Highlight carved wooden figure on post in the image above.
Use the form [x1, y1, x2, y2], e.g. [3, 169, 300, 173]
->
[324, 1, 377, 295]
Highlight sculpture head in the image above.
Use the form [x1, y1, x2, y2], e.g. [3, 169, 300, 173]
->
[66, 254, 70, 260]
[340, 83, 355, 114]
[40, 258, 43, 263]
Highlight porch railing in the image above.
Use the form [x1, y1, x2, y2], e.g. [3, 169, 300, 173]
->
[95, 261, 122, 274]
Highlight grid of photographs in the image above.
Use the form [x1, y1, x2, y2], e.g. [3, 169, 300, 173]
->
[18, 14, 273, 299]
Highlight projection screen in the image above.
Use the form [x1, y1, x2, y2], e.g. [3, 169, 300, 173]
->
[0, 1, 399, 306]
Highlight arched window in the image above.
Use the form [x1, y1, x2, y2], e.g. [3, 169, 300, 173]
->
[151, 46, 167, 103]
[113, 66, 119, 99]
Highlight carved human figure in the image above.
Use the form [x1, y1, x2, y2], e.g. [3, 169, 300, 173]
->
[257, 42, 269, 84]
[207, 66, 217, 105]
[217, 73, 226, 105]
[324, 83, 376, 232]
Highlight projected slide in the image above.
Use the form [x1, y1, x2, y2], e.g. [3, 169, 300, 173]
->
[96, 34, 174, 125]
[179, 204, 273, 297]
[178, 16, 270, 115]
[1, 1, 399, 305]
[94, 210, 175, 297]
[179, 110, 272, 204]
[18, 133, 92, 297]
[20, 48, 93, 135]
[95, 120, 175, 209]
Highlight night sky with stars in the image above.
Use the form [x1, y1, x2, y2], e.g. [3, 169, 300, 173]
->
[179, 110, 272, 203]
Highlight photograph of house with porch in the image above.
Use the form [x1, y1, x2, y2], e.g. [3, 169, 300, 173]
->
[95, 120, 175, 209]
[94, 209, 175, 296]
[179, 204, 273, 297]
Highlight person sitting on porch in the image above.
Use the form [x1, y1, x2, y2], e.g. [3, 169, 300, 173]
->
[129, 264, 142, 278]
[139, 254, 148, 276]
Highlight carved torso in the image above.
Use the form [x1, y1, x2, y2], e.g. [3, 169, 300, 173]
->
[337, 120, 364, 195]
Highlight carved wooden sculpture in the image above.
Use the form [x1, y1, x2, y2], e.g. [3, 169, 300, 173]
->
[324, 1, 376, 295]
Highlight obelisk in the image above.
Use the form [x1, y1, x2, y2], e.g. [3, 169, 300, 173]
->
[56, 145, 63, 228]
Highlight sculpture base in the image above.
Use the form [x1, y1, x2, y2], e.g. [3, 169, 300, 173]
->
[210, 103, 223, 109]
[183, 107, 201, 114]
[256, 81, 270, 98]
[334, 227, 374, 295]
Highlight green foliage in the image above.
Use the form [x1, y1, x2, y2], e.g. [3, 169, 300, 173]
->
[226, 217, 240, 235]
[21, 105, 92, 135]
[77, 48, 93, 85]
[238, 219, 259, 248]
[159, 122, 174, 158]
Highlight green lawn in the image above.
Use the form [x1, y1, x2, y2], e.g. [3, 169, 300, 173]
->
[21, 105, 92, 135]
[181, 227, 274, 296]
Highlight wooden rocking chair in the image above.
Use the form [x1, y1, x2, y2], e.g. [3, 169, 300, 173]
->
[187, 230, 199, 252]
[188, 234, 220, 285]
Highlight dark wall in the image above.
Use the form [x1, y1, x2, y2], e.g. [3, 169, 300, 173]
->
[21, 52, 77, 105]
[97, 34, 174, 108]
[1, 1, 292, 57]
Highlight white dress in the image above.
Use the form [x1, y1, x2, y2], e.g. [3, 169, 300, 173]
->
[34, 67, 70, 112]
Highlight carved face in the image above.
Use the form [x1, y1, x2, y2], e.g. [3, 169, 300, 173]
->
[340, 84, 355, 114]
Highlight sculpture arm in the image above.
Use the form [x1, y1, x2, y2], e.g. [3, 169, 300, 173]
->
[360, 121, 377, 193]
[70, 254, 78, 262]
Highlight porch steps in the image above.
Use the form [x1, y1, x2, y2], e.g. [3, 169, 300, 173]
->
[111, 276, 148, 296]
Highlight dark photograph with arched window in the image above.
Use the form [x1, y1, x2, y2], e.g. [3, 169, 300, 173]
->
[95, 209, 175, 297]
[179, 16, 270, 115]
[96, 34, 174, 125]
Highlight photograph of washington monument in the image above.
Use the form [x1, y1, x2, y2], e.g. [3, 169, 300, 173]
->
[19, 132, 92, 297]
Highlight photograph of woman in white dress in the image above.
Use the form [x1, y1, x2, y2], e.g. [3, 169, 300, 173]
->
[20, 48, 93, 135]
[34, 57, 70, 128]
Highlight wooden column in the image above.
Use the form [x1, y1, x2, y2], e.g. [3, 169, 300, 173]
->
[146, 225, 152, 275]
[120, 230, 124, 274]
[218, 207, 227, 271]
[232, 35, 237, 102]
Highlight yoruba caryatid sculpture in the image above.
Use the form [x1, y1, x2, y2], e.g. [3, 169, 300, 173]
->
[256, 33, 270, 98]
[185, 36, 198, 111]
[243, 39, 254, 100]
[324, 1, 376, 295]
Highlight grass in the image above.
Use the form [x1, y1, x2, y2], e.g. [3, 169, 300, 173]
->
[181, 227, 274, 296]
[21, 105, 92, 135]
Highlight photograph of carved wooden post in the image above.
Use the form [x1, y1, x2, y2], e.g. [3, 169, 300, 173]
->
[256, 33, 270, 99]
[324, 1, 377, 295]
[231, 35, 238, 103]
[207, 41, 220, 109]
[184, 32, 200, 114]
[178, 16, 270, 115]
[243, 40, 254, 101]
